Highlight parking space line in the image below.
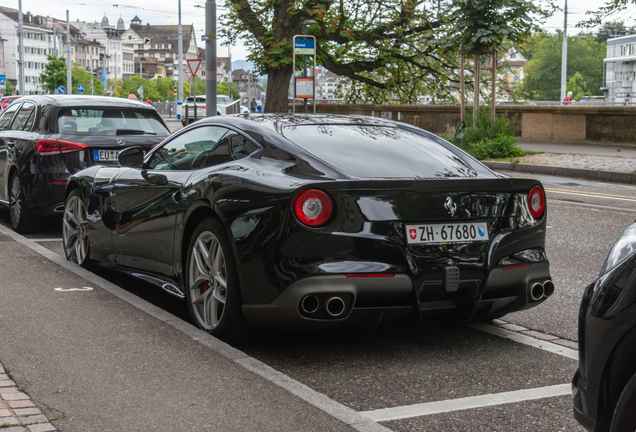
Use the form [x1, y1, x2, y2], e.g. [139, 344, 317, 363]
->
[30, 238, 63, 242]
[0, 224, 391, 432]
[467, 323, 578, 360]
[360, 384, 571, 422]
[548, 198, 636, 214]
[547, 189, 636, 203]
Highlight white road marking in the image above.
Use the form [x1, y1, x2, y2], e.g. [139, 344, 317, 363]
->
[31, 238, 63, 242]
[547, 189, 636, 203]
[54, 287, 94, 292]
[548, 198, 636, 214]
[468, 323, 578, 360]
[361, 384, 571, 422]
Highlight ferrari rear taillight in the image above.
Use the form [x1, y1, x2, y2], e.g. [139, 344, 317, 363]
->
[35, 139, 88, 156]
[292, 189, 333, 227]
[528, 185, 546, 219]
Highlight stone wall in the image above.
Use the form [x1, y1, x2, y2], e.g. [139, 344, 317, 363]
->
[299, 104, 636, 146]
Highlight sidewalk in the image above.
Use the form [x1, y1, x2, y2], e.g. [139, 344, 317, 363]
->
[483, 142, 636, 184]
[0, 228, 378, 432]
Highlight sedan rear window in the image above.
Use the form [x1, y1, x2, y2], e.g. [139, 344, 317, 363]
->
[57, 108, 168, 135]
[282, 124, 476, 179]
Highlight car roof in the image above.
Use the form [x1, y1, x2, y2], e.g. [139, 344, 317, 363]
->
[15, 94, 156, 109]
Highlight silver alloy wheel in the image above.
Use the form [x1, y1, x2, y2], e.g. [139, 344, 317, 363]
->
[10, 176, 22, 227]
[188, 231, 227, 331]
[62, 195, 89, 265]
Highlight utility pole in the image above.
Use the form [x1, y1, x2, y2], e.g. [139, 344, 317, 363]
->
[66, 10, 71, 94]
[17, 0, 24, 95]
[178, 0, 184, 104]
[139, 58, 143, 78]
[205, 0, 217, 116]
[560, 0, 568, 102]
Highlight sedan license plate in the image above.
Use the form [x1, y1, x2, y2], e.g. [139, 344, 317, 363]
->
[94, 149, 119, 161]
[406, 222, 489, 245]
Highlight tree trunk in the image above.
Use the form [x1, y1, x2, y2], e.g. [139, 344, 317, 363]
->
[264, 66, 294, 113]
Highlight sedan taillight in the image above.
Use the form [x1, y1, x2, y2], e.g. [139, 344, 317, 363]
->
[292, 189, 333, 227]
[528, 185, 546, 219]
[35, 139, 88, 156]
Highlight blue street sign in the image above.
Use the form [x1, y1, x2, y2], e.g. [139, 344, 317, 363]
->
[57, 86, 65, 94]
[78, 84, 85, 94]
[294, 39, 315, 49]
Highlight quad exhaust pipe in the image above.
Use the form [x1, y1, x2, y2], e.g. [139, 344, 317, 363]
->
[300, 294, 348, 318]
[325, 296, 346, 317]
[530, 280, 554, 301]
[301, 295, 320, 314]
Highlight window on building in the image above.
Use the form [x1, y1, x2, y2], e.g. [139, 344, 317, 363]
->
[138, 44, 144, 49]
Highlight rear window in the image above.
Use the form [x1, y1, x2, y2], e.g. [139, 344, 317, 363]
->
[57, 108, 169, 135]
[282, 124, 476, 179]
[185, 96, 206, 104]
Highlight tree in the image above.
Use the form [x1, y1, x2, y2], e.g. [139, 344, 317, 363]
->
[566, 72, 589, 100]
[223, 0, 555, 111]
[518, 32, 605, 101]
[39, 55, 66, 94]
[595, 21, 628, 44]
[71, 64, 104, 96]
[5, 80, 14, 96]
[580, 1, 636, 27]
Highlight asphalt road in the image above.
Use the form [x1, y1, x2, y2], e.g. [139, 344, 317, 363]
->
[1, 171, 631, 431]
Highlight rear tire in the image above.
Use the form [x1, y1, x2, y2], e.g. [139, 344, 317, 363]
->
[185, 218, 250, 343]
[9, 173, 39, 233]
[62, 189, 90, 267]
[610, 373, 636, 432]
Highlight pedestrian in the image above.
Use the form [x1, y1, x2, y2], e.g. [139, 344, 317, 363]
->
[563, 91, 573, 105]
[127, 93, 138, 100]
[257, 97, 262, 113]
[145, 99, 151, 104]
[626, 94, 631, 106]
[250, 96, 257, 113]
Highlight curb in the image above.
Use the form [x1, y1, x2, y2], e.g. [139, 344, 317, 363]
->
[483, 161, 636, 184]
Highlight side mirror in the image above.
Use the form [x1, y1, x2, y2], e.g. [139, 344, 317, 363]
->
[118, 146, 144, 168]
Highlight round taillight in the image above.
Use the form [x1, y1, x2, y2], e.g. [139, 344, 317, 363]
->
[292, 189, 333, 227]
[528, 185, 546, 219]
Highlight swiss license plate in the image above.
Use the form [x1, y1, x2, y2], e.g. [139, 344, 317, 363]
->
[406, 222, 489, 245]
[94, 149, 119, 161]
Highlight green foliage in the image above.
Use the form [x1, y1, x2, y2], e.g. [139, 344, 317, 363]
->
[448, 0, 555, 52]
[39, 55, 67, 94]
[566, 72, 589, 101]
[595, 21, 628, 44]
[71, 64, 103, 96]
[449, 108, 523, 159]
[470, 134, 524, 160]
[5, 80, 14, 96]
[580, 1, 635, 27]
[518, 32, 605, 101]
[222, 0, 556, 109]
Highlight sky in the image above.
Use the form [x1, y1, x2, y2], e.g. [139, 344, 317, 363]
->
[13, 0, 635, 65]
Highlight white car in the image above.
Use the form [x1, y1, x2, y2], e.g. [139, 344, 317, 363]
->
[180, 95, 248, 125]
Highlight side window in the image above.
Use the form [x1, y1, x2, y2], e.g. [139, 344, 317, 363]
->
[0, 103, 21, 131]
[148, 126, 228, 170]
[229, 133, 259, 160]
[11, 102, 36, 131]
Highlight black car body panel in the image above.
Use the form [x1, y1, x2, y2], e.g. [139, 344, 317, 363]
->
[573, 223, 636, 431]
[65, 114, 552, 331]
[0, 95, 170, 224]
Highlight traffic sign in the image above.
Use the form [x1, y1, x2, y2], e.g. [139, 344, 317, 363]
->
[78, 84, 85, 94]
[57, 86, 65, 94]
[0, 74, 6, 91]
[187, 59, 202, 77]
[294, 39, 315, 55]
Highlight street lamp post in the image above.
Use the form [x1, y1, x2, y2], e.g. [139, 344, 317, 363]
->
[301, 20, 316, 114]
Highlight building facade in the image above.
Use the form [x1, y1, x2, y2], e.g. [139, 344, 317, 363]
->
[603, 35, 636, 102]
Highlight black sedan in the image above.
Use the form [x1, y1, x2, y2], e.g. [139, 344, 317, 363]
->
[0, 95, 170, 233]
[62, 114, 553, 342]
[573, 223, 636, 431]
